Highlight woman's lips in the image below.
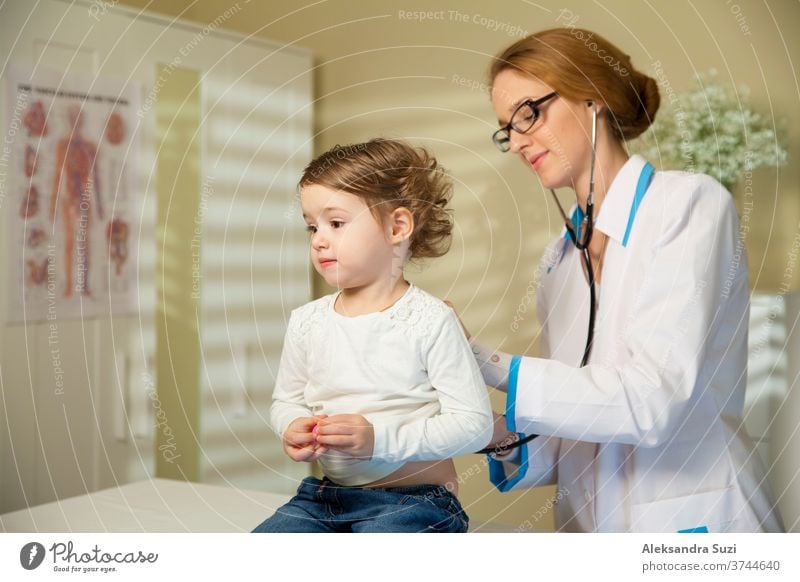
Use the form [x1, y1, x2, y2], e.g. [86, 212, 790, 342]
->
[529, 151, 548, 170]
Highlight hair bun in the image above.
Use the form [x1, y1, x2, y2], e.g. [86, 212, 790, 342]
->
[623, 74, 661, 140]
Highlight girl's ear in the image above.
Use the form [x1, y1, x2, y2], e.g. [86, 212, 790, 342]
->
[389, 207, 414, 244]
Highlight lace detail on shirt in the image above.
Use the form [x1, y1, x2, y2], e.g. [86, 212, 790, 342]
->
[387, 287, 449, 341]
[289, 295, 332, 343]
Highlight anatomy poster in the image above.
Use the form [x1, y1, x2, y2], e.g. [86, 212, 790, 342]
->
[4, 65, 140, 322]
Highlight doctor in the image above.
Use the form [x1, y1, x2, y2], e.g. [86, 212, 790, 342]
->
[460, 27, 784, 532]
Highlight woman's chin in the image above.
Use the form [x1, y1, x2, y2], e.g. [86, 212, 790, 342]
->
[535, 171, 569, 191]
[534, 173, 557, 190]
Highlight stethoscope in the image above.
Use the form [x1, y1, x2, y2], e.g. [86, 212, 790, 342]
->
[478, 102, 600, 456]
[552, 100, 600, 369]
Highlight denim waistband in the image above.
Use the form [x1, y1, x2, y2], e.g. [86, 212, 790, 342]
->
[302, 476, 455, 498]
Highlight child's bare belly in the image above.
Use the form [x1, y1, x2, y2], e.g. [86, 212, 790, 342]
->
[360, 459, 459, 495]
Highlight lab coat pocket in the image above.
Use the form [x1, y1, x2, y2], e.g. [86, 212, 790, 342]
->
[630, 487, 746, 533]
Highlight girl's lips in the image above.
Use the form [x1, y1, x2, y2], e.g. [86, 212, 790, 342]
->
[530, 151, 548, 170]
[318, 259, 337, 269]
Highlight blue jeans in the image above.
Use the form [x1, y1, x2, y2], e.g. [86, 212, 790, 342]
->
[251, 477, 469, 533]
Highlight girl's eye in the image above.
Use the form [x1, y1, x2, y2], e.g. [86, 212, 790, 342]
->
[306, 225, 317, 234]
[330, 221, 344, 229]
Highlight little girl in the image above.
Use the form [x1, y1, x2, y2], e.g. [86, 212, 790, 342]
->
[252, 139, 493, 533]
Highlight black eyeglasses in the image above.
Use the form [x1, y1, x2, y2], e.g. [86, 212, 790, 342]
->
[492, 92, 558, 152]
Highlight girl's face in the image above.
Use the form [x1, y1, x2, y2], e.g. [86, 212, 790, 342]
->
[300, 184, 404, 290]
[491, 69, 595, 190]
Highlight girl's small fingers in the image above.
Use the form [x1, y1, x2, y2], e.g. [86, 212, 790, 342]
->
[287, 432, 315, 446]
[315, 434, 351, 447]
[289, 446, 314, 462]
[315, 424, 333, 436]
[318, 414, 354, 425]
[316, 423, 354, 436]
[296, 417, 319, 430]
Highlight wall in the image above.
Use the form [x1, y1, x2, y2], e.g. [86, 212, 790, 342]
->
[0, 0, 313, 513]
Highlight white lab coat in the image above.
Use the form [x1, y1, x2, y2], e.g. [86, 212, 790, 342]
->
[478, 155, 784, 532]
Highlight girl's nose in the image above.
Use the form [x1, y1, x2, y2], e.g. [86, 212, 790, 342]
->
[311, 231, 329, 250]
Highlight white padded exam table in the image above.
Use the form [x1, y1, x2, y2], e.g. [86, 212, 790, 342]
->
[0, 478, 517, 532]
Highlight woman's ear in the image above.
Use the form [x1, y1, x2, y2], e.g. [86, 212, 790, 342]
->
[389, 207, 414, 244]
[587, 100, 607, 114]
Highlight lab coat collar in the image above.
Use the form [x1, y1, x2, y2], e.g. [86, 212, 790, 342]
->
[594, 154, 653, 246]
[562, 154, 653, 247]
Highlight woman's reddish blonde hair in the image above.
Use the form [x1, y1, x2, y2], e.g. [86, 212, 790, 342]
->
[490, 28, 660, 141]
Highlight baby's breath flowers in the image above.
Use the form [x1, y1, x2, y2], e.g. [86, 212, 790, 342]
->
[632, 69, 787, 193]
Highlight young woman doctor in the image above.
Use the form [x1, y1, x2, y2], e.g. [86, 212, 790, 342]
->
[460, 28, 784, 532]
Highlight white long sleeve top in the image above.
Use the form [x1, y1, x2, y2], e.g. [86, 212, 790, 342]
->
[270, 284, 493, 486]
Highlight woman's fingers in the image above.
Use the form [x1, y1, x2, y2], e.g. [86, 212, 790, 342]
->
[483, 413, 515, 448]
[443, 299, 471, 340]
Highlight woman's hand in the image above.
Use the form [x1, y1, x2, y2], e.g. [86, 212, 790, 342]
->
[443, 300, 472, 340]
[315, 414, 374, 460]
[485, 412, 517, 451]
[283, 415, 328, 462]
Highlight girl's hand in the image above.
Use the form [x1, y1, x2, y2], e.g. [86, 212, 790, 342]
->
[315, 414, 374, 460]
[283, 416, 328, 462]
[443, 300, 472, 340]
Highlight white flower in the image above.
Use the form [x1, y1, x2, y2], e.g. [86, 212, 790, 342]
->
[631, 69, 788, 192]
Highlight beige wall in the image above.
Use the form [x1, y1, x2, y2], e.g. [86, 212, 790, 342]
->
[119, 0, 800, 530]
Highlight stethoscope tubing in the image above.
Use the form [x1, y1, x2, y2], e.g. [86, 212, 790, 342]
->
[478, 103, 598, 456]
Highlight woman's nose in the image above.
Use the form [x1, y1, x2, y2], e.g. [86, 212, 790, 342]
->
[508, 131, 530, 154]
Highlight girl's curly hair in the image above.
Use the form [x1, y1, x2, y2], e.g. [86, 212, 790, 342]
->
[299, 138, 453, 259]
